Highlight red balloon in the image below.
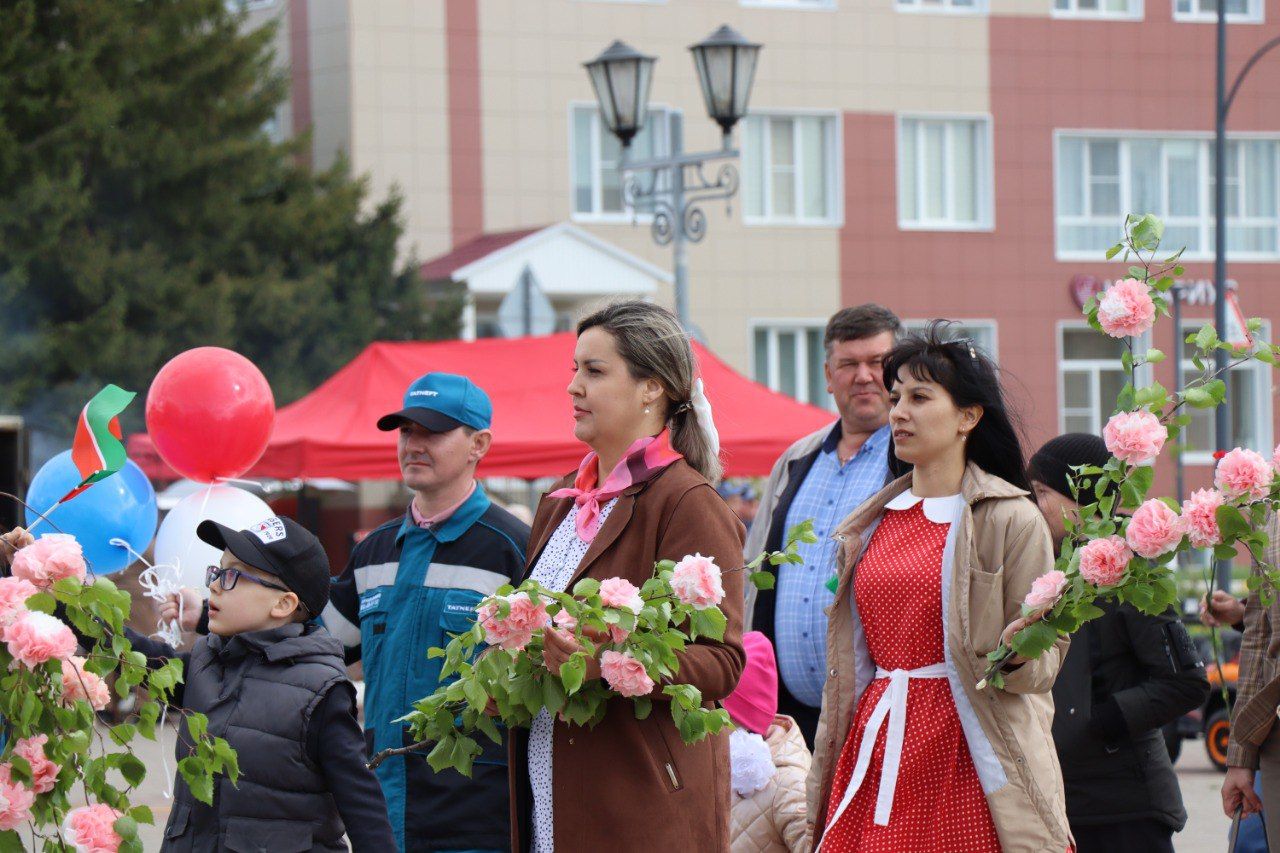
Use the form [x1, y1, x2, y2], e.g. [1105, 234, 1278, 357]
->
[146, 347, 275, 483]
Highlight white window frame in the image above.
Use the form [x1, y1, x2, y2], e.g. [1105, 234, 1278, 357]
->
[1057, 321, 1155, 436]
[750, 320, 834, 410]
[1173, 0, 1263, 23]
[895, 0, 988, 13]
[569, 102, 681, 224]
[901, 320, 999, 360]
[1054, 129, 1280, 261]
[740, 0, 835, 8]
[1176, 319, 1273, 465]
[741, 110, 844, 228]
[896, 113, 996, 232]
[1051, 0, 1144, 20]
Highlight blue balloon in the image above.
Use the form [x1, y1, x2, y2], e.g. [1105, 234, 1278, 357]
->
[23, 452, 157, 575]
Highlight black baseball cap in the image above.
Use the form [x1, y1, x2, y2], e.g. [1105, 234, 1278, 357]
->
[197, 516, 331, 616]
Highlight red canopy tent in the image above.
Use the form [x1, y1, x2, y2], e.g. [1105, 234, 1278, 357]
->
[128, 333, 833, 480]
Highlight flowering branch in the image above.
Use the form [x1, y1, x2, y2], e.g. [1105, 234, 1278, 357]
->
[372, 522, 815, 777]
[980, 213, 1280, 689]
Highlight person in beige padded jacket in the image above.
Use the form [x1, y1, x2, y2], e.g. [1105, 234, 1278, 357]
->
[727, 632, 812, 853]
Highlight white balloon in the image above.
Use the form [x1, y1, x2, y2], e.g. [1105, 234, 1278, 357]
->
[153, 485, 275, 592]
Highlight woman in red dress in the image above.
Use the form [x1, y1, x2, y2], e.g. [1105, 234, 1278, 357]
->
[809, 324, 1072, 852]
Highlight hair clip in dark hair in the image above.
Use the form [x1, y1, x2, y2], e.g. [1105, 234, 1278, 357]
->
[951, 337, 978, 360]
[673, 400, 694, 415]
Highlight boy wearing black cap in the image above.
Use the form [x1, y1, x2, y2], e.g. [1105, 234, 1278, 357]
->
[1029, 434, 1208, 853]
[125, 516, 394, 852]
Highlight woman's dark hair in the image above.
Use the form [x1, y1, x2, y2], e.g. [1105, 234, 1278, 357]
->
[882, 321, 1032, 493]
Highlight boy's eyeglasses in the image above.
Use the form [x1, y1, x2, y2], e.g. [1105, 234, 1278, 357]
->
[206, 565, 290, 594]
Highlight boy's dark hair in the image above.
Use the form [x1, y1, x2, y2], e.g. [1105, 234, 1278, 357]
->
[823, 304, 902, 357]
[883, 320, 1033, 496]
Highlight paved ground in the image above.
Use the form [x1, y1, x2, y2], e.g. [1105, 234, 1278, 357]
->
[1177, 738, 1233, 852]
[120, 718, 1233, 851]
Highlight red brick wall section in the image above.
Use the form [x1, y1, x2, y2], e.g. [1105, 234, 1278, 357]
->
[840, 0, 1280, 494]
[447, 0, 485, 245]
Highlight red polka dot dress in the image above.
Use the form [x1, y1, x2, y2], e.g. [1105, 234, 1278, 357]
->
[820, 497, 1001, 853]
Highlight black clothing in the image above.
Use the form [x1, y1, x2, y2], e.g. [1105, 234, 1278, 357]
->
[1051, 601, 1209, 833]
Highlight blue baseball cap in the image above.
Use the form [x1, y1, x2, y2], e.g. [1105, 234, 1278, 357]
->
[376, 372, 493, 433]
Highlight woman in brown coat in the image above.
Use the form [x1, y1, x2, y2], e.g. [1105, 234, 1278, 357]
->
[508, 301, 746, 852]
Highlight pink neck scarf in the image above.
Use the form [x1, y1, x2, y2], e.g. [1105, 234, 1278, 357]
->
[550, 431, 683, 543]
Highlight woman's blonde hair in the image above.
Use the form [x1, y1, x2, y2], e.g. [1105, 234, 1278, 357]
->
[577, 301, 722, 482]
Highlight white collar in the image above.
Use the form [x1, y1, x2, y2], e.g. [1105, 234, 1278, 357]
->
[884, 491, 964, 524]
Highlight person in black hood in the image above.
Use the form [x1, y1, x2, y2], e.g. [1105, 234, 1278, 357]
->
[1029, 433, 1209, 853]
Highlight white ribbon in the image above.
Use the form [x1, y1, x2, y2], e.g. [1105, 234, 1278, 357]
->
[690, 378, 720, 457]
[819, 663, 949, 846]
[108, 537, 186, 800]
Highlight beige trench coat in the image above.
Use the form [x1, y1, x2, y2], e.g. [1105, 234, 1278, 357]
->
[807, 464, 1072, 853]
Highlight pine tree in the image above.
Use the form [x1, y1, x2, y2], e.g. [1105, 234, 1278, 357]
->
[0, 0, 459, 437]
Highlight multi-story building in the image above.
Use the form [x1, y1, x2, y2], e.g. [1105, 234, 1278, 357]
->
[246, 0, 1280, 496]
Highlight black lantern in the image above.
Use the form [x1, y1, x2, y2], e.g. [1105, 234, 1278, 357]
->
[689, 25, 761, 139]
[583, 40, 656, 149]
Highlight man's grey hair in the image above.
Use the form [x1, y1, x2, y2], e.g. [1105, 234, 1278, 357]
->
[823, 304, 902, 357]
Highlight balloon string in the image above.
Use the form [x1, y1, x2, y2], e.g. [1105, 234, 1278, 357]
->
[108, 536, 179, 800]
[215, 477, 259, 488]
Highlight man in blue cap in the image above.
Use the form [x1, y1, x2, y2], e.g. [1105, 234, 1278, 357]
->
[322, 372, 530, 852]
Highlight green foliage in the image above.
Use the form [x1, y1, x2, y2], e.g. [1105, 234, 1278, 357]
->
[0, 0, 461, 438]
[0, 567, 236, 847]
[384, 522, 813, 776]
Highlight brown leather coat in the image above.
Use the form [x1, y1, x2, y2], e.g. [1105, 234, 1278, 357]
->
[508, 460, 746, 852]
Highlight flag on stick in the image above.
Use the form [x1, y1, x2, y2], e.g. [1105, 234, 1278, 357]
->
[59, 384, 136, 503]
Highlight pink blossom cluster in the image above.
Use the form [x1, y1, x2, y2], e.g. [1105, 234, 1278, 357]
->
[670, 554, 725, 610]
[64, 803, 124, 853]
[476, 592, 549, 652]
[1103, 411, 1166, 466]
[1096, 278, 1156, 339]
[62, 656, 112, 712]
[1182, 488, 1226, 548]
[1125, 499, 1185, 559]
[4, 610, 76, 669]
[0, 762, 35, 831]
[10, 534, 86, 588]
[1077, 536, 1132, 587]
[1215, 448, 1274, 501]
[600, 650, 655, 698]
[1023, 570, 1068, 617]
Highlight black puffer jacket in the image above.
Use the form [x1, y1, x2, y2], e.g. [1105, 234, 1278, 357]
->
[1051, 600, 1209, 829]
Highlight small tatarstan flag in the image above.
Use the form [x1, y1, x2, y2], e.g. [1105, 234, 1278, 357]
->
[60, 385, 136, 504]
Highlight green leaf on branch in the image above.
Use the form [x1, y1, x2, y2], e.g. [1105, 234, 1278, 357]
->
[1010, 620, 1059, 660]
[571, 578, 601, 597]
[1195, 324, 1220, 351]
[560, 654, 587, 695]
[1106, 243, 1124, 260]
[1183, 388, 1215, 409]
[1144, 348, 1166, 364]
[1217, 505, 1251, 542]
[748, 570, 775, 591]
[540, 675, 566, 715]
[634, 697, 652, 720]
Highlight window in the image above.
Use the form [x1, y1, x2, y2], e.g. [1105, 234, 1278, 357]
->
[752, 323, 832, 410]
[1052, 0, 1142, 19]
[901, 320, 998, 360]
[1055, 134, 1280, 259]
[1176, 320, 1272, 463]
[741, 0, 834, 7]
[1059, 325, 1154, 435]
[1174, 0, 1262, 23]
[897, 115, 994, 230]
[895, 0, 986, 12]
[571, 105, 681, 220]
[742, 114, 840, 226]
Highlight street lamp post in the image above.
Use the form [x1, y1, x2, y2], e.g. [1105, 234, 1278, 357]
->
[584, 26, 762, 332]
[1213, 7, 1280, 590]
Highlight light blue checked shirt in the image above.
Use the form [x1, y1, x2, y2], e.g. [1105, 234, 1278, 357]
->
[777, 422, 891, 707]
